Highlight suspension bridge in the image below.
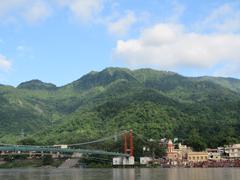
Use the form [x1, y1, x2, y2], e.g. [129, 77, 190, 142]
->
[0, 130, 137, 158]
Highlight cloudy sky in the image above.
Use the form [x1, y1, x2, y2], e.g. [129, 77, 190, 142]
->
[0, 0, 240, 86]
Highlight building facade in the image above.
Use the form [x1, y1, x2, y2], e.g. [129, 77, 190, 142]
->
[166, 140, 192, 161]
[187, 152, 208, 162]
[113, 156, 135, 166]
[166, 140, 181, 161]
[225, 144, 240, 159]
[140, 157, 153, 165]
[207, 149, 221, 161]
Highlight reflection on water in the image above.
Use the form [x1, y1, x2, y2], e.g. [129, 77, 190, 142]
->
[0, 168, 240, 180]
[138, 168, 240, 180]
[113, 168, 136, 180]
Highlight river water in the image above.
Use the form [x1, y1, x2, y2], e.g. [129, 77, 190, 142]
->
[0, 168, 239, 180]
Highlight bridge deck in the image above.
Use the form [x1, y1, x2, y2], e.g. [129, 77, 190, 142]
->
[0, 145, 129, 157]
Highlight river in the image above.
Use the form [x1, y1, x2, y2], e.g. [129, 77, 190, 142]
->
[0, 168, 239, 180]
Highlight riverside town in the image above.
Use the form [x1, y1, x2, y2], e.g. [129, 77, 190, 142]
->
[130, 139, 240, 168]
[114, 131, 240, 168]
[1, 129, 240, 168]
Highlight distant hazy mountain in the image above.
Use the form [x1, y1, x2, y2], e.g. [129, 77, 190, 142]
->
[0, 67, 240, 149]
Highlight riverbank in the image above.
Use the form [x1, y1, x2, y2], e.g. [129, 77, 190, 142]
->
[1, 158, 240, 169]
[0, 158, 64, 169]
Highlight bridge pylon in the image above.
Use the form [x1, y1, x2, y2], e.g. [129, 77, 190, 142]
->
[113, 129, 135, 166]
[124, 129, 134, 157]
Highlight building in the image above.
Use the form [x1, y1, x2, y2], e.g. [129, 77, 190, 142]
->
[123, 156, 135, 165]
[166, 140, 181, 161]
[178, 143, 192, 160]
[207, 149, 221, 161]
[113, 156, 135, 166]
[217, 147, 225, 157]
[166, 140, 192, 161]
[225, 144, 240, 159]
[187, 152, 208, 162]
[113, 157, 123, 166]
[140, 157, 153, 165]
[53, 144, 68, 149]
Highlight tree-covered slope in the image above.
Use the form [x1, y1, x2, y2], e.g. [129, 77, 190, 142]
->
[17, 80, 57, 91]
[0, 67, 240, 149]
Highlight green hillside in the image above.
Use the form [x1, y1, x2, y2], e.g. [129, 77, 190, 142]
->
[0, 67, 240, 150]
[18, 80, 57, 91]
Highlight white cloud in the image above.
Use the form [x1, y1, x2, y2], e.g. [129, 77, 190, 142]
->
[197, 3, 240, 33]
[0, 0, 27, 17]
[114, 23, 240, 70]
[0, 55, 12, 71]
[58, 0, 103, 22]
[214, 63, 240, 78]
[0, 0, 106, 24]
[0, 0, 51, 24]
[23, 1, 51, 23]
[107, 11, 137, 36]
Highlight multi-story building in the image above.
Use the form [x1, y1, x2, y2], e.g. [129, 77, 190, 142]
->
[166, 140, 192, 161]
[207, 149, 221, 161]
[166, 140, 181, 161]
[225, 144, 240, 159]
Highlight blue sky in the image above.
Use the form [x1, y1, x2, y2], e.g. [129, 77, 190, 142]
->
[0, 0, 240, 86]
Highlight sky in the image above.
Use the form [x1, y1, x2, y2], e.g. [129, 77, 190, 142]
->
[0, 0, 240, 86]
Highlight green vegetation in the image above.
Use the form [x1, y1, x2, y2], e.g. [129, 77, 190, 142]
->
[0, 153, 63, 168]
[0, 158, 63, 168]
[0, 67, 240, 152]
[0, 159, 43, 169]
[42, 155, 54, 166]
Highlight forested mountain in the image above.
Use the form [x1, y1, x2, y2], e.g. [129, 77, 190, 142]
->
[0, 67, 240, 150]
[18, 80, 57, 91]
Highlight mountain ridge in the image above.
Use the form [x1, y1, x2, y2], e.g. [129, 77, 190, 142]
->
[15, 67, 240, 91]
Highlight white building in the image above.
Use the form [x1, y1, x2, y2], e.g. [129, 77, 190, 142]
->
[113, 157, 123, 166]
[53, 144, 68, 149]
[113, 156, 135, 166]
[140, 157, 153, 165]
[225, 144, 240, 159]
[207, 149, 221, 161]
[123, 156, 135, 165]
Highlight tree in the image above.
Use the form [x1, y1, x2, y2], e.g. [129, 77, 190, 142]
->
[186, 129, 207, 151]
[150, 143, 166, 158]
[17, 137, 38, 145]
[42, 155, 54, 166]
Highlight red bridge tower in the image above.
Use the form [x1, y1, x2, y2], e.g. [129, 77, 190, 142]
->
[124, 129, 134, 157]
